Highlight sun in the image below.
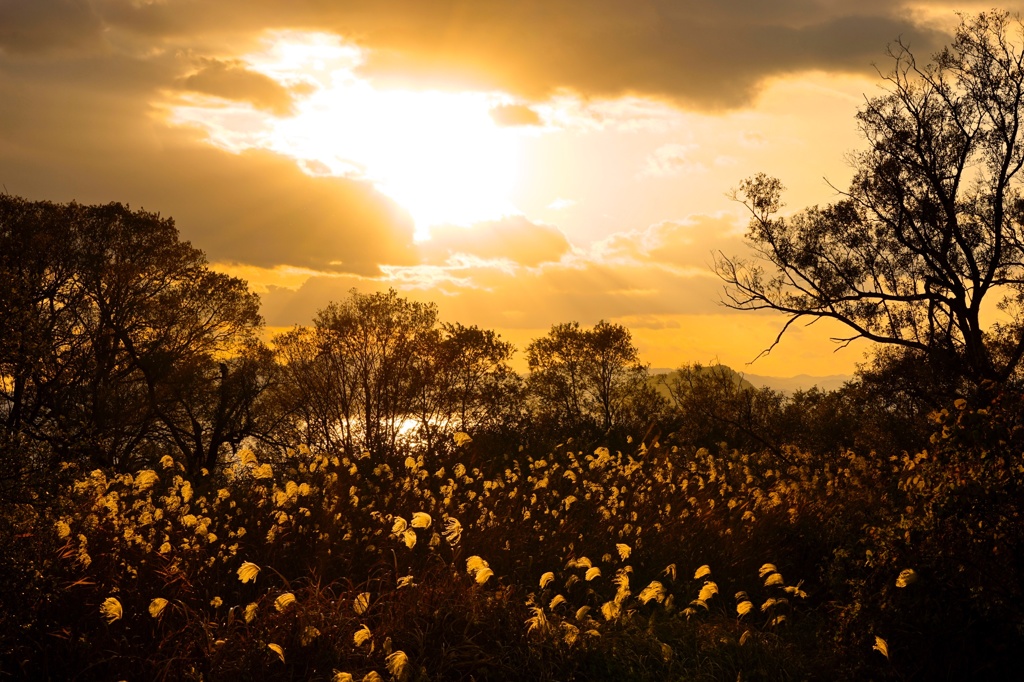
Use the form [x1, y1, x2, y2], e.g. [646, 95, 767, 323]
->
[168, 32, 526, 241]
[292, 86, 522, 239]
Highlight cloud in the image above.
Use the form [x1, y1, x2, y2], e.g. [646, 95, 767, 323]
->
[330, 1, 950, 110]
[4, 139, 418, 275]
[641, 143, 706, 178]
[0, 0, 904, 379]
[0, 0, 105, 55]
[547, 198, 577, 210]
[258, 212, 752, 329]
[1, 1, 949, 110]
[591, 215, 748, 270]
[177, 58, 298, 115]
[250, 210, 863, 375]
[489, 103, 542, 127]
[0, 47, 416, 275]
[420, 216, 572, 268]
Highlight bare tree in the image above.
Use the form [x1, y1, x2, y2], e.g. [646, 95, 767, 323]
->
[717, 12, 1024, 387]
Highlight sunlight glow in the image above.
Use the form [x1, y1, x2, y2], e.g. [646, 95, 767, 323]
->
[167, 32, 524, 240]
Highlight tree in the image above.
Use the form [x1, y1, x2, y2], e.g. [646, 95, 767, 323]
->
[657, 362, 934, 456]
[659, 363, 786, 454]
[408, 322, 523, 453]
[0, 198, 87, 495]
[0, 195, 265, 474]
[717, 12, 1024, 389]
[274, 289, 438, 459]
[153, 340, 277, 476]
[527, 320, 658, 435]
[272, 290, 524, 459]
[269, 324, 353, 454]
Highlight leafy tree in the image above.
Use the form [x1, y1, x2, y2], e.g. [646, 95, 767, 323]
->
[527, 320, 659, 435]
[0, 195, 264, 475]
[658, 363, 786, 454]
[717, 12, 1024, 389]
[273, 291, 524, 460]
[274, 289, 438, 459]
[408, 322, 524, 453]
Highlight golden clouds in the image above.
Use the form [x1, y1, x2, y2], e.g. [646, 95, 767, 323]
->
[591, 216, 748, 271]
[256, 213, 748, 330]
[176, 59, 301, 115]
[0, 0, 948, 379]
[421, 216, 571, 268]
[1, 118, 417, 275]
[3, 2, 947, 107]
[165, 34, 528, 236]
[339, 1, 947, 109]
[640, 143, 707, 178]
[490, 104, 542, 127]
[251, 210, 863, 374]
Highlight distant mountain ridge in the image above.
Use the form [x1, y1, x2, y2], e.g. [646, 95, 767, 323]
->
[742, 373, 850, 393]
[649, 367, 851, 393]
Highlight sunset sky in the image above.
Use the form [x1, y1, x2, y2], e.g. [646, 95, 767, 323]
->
[1, 1, 1015, 376]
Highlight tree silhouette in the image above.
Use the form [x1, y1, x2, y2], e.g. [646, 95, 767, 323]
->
[409, 322, 523, 453]
[0, 196, 264, 475]
[272, 290, 522, 459]
[527, 320, 656, 434]
[717, 12, 1024, 388]
[273, 289, 437, 459]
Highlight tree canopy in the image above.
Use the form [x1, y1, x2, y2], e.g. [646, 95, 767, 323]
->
[270, 289, 523, 460]
[0, 195, 265, 477]
[717, 12, 1024, 388]
[526, 320, 658, 435]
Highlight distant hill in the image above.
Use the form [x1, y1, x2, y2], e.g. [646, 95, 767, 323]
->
[742, 373, 850, 393]
[649, 367, 850, 394]
[648, 364, 754, 401]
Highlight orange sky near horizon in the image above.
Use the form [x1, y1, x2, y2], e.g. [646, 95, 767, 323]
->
[0, 1, 1013, 377]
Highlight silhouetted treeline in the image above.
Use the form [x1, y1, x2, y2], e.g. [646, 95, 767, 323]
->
[0, 196, 661, 491]
[2, 193, 971, 503]
[657, 361, 937, 457]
